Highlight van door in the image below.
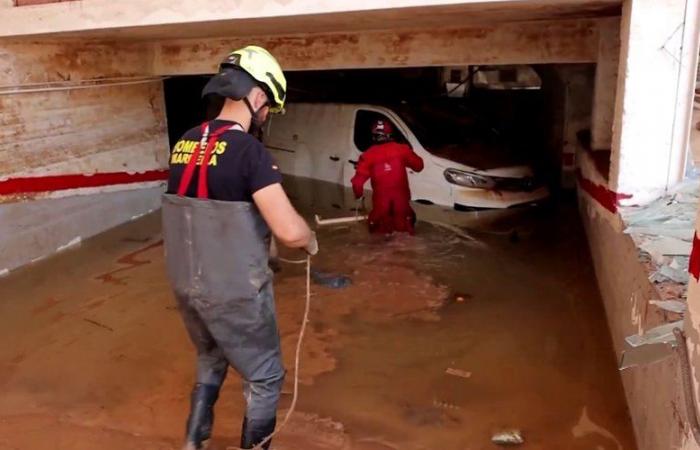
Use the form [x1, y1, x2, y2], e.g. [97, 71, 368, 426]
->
[264, 106, 311, 179]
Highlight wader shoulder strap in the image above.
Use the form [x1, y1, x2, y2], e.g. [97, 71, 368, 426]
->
[176, 121, 243, 199]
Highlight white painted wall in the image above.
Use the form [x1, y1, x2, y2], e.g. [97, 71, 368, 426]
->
[611, 0, 700, 205]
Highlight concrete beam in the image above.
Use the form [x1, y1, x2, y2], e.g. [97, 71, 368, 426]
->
[0, 0, 621, 40]
[610, 0, 700, 205]
[591, 17, 620, 150]
[154, 19, 600, 75]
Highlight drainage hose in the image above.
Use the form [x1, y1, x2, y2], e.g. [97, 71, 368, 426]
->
[673, 328, 700, 444]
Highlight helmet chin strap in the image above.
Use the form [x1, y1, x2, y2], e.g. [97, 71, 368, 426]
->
[243, 96, 270, 138]
[243, 97, 260, 124]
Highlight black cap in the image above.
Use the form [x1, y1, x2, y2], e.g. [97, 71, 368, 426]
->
[201, 67, 257, 100]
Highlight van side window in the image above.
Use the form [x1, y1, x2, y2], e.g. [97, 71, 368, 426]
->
[353, 110, 407, 152]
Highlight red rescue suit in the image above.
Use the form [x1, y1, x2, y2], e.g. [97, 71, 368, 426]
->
[351, 142, 424, 234]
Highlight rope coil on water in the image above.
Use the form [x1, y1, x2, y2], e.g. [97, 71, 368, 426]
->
[227, 255, 311, 450]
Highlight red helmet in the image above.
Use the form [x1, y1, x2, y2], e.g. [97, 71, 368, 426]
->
[371, 119, 394, 137]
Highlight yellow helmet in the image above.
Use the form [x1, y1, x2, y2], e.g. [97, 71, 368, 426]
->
[202, 45, 287, 114]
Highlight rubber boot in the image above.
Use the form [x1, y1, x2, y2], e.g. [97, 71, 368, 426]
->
[183, 383, 220, 450]
[240, 416, 276, 450]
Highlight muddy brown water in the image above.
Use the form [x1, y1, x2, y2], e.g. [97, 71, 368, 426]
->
[0, 177, 636, 449]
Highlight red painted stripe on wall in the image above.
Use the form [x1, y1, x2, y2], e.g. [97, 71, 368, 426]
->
[689, 232, 700, 281]
[576, 170, 632, 213]
[0, 170, 168, 196]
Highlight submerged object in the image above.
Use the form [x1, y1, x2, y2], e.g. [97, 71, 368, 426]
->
[315, 214, 368, 226]
[492, 430, 524, 446]
[311, 269, 352, 289]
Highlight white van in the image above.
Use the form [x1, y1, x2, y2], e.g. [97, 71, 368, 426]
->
[264, 103, 549, 210]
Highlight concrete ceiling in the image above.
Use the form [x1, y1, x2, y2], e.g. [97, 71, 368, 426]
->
[4, 0, 621, 41]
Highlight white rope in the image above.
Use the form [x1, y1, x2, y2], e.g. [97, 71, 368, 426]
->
[227, 255, 311, 450]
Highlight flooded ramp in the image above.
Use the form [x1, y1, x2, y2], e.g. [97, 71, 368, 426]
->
[0, 186, 635, 449]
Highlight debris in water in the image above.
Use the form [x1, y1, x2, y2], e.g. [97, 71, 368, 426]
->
[424, 220, 482, 245]
[650, 299, 687, 314]
[311, 269, 352, 289]
[445, 368, 472, 379]
[433, 399, 461, 410]
[625, 320, 683, 347]
[454, 292, 472, 303]
[492, 430, 524, 446]
[83, 318, 114, 332]
[620, 178, 699, 288]
[649, 264, 689, 284]
[619, 342, 674, 370]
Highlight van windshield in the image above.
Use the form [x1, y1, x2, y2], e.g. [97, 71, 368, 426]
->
[392, 103, 489, 149]
[390, 103, 521, 170]
[391, 106, 441, 149]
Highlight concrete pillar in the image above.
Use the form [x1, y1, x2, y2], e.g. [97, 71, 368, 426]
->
[558, 65, 595, 189]
[611, 0, 700, 206]
[591, 18, 620, 151]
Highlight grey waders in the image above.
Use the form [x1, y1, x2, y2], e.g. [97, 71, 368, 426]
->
[163, 122, 284, 450]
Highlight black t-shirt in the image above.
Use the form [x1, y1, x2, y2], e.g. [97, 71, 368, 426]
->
[167, 120, 282, 202]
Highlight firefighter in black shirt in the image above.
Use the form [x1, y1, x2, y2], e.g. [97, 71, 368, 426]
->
[162, 45, 318, 450]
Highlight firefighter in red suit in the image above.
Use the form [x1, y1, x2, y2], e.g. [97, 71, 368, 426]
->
[351, 119, 425, 234]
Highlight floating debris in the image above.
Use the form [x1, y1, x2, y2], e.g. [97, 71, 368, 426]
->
[311, 269, 352, 289]
[445, 368, 472, 379]
[492, 430, 524, 446]
[453, 292, 472, 303]
[433, 399, 461, 411]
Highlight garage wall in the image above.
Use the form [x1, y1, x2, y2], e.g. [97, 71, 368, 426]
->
[578, 193, 688, 450]
[0, 40, 169, 273]
[0, 15, 605, 275]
